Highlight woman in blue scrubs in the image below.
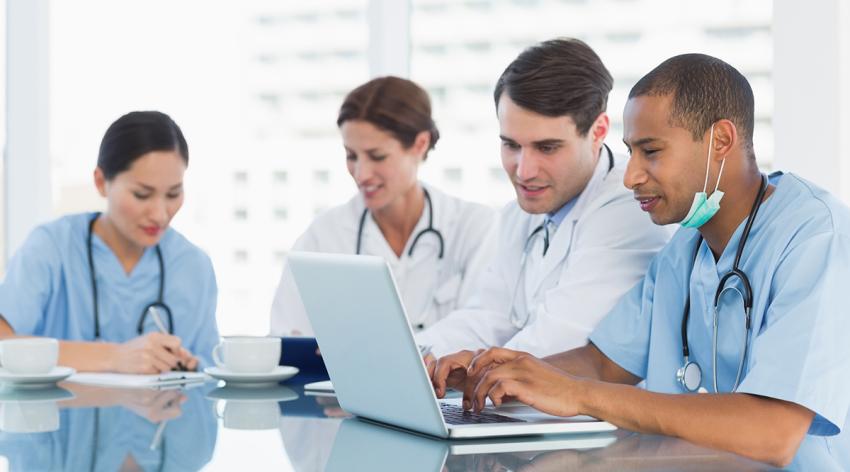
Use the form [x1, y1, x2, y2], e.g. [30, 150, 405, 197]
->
[0, 111, 219, 373]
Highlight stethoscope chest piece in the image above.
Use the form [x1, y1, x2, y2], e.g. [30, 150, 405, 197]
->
[676, 358, 703, 393]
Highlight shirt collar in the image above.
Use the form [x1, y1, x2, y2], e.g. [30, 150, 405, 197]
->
[546, 197, 577, 230]
[545, 144, 615, 230]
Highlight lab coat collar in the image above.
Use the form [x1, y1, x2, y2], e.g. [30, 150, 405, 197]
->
[526, 146, 615, 291]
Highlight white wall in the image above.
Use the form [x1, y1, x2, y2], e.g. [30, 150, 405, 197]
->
[773, 0, 850, 200]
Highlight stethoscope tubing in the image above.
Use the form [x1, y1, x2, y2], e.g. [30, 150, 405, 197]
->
[679, 174, 768, 393]
[87, 213, 173, 338]
[355, 186, 445, 259]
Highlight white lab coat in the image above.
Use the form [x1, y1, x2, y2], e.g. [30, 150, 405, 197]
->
[270, 183, 495, 336]
[416, 150, 673, 358]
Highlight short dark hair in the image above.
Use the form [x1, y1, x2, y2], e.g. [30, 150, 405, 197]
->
[337, 76, 440, 157]
[493, 38, 613, 136]
[98, 111, 188, 180]
[628, 53, 755, 157]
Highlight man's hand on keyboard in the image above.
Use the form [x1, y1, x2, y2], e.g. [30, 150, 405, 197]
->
[428, 349, 483, 398]
[465, 347, 580, 417]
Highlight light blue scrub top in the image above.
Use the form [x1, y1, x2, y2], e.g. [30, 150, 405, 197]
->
[590, 173, 850, 469]
[0, 213, 220, 366]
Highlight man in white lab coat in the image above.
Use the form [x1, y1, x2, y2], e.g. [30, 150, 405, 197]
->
[418, 38, 671, 372]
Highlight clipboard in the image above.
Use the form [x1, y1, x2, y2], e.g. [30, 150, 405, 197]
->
[68, 371, 207, 389]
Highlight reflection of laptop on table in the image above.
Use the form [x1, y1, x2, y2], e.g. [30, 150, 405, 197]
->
[288, 252, 616, 439]
[326, 418, 617, 472]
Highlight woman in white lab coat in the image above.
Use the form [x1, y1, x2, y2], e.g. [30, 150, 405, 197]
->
[270, 76, 494, 336]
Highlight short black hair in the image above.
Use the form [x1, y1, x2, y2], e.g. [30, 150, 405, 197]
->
[629, 53, 755, 157]
[493, 38, 613, 135]
[98, 111, 188, 180]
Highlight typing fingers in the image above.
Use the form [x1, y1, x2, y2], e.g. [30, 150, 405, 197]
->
[472, 365, 513, 412]
[467, 347, 520, 377]
[425, 353, 437, 379]
[463, 360, 497, 410]
[432, 357, 464, 398]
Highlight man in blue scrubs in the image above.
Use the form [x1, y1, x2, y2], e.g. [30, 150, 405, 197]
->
[448, 54, 850, 467]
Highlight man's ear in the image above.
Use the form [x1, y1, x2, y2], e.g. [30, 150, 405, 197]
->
[589, 112, 610, 148]
[710, 119, 738, 161]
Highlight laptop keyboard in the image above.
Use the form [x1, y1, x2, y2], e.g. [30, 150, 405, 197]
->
[440, 403, 526, 425]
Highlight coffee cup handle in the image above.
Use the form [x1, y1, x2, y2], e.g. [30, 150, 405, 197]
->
[212, 344, 225, 369]
[212, 400, 224, 420]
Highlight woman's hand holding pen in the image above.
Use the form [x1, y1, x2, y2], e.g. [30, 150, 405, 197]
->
[112, 332, 198, 374]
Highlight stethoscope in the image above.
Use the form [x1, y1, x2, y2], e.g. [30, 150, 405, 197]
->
[355, 186, 445, 259]
[87, 213, 174, 339]
[90, 407, 167, 472]
[508, 145, 615, 329]
[677, 173, 768, 393]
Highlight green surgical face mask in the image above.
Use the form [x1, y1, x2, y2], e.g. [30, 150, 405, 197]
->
[680, 123, 726, 229]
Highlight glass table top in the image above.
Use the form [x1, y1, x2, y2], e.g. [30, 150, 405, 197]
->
[0, 379, 840, 471]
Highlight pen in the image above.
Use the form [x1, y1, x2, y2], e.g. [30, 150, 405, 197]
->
[148, 306, 188, 371]
[149, 420, 167, 451]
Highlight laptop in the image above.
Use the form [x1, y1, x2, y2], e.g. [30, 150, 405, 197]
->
[287, 252, 617, 439]
[325, 418, 618, 472]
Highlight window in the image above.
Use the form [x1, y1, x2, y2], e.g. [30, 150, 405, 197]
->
[314, 169, 331, 184]
[273, 170, 288, 184]
[411, 0, 774, 202]
[273, 207, 288, 221]
[490, 166, 505, 181]
[443, 167, 463, 183]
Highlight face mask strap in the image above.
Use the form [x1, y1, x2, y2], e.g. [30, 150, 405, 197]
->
[701, 123, 715, 193]
[714, 156, 727, 193]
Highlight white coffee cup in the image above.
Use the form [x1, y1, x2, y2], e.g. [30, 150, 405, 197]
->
[212, 336, 280, 373]
[0, 338, 59, 374]
[0, 401, 60, 433]
[213, 399, 280, 430]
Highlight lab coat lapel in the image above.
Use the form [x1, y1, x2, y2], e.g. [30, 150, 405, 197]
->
[528, 152, 610, 294]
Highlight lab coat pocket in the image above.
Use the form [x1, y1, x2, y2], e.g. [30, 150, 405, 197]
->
[433, 274, 462, 309]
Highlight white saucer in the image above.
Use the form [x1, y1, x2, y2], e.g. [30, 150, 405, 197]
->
[204, 366, 299, 387]
[0, 366, 76, 389]
[0, 386, 75, 402]
[207, 385, 299, 402]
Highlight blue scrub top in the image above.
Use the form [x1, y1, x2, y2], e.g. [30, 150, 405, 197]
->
[590, 173, 850, 468]
[0, 212, 220, 366]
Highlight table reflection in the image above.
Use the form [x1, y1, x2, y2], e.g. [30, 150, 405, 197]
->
[209, 385, 297, 431]
[0, 381, 845, 471]
[323, 418, 782, 472]
[0, 382, 218, 471]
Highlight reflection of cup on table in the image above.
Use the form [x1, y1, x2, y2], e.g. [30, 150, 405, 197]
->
[0, 401, 60, 433]
[212, 336, 280, 373]
[213, 400, 280, 430]
[0, 338, 59, 374]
